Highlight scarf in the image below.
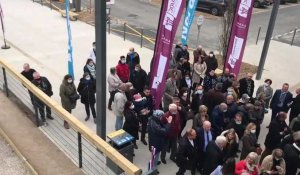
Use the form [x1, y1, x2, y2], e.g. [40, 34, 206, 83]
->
[87, 64, 96, 79]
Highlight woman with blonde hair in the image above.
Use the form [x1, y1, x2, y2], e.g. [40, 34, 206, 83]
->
[235, 152, 260, 175]
[240, 123, 262, 160]
[192, 105, 209, 130]
[221, 128, 239, 160]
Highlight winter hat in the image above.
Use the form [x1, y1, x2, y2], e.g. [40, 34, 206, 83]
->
[153, 110, 164, 118]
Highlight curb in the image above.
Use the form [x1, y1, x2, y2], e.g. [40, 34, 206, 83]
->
[0, 127, 38, 175]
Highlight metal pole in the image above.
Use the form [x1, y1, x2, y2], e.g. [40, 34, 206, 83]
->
[140, 28, 143, 48]
[256, 0, 280, 80]
[256, 26, 261, 45]
[123, 23, 126, 41]
[291, 28, 297, 46]
[95, 0, 106, 139]
[77, 132, 82, 168]
[2, 67, 9, 97]
[41, 0, 43, 6]
[196, 26, 201, 46]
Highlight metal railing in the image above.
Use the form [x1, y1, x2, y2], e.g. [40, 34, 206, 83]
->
[0, 59, 142, 175]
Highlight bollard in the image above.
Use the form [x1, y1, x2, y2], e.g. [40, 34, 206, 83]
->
[123, 23, 126, 41]
[291, 28, 297, 46]
[140, 28, 144, 48]
[256, 26, 261, 45]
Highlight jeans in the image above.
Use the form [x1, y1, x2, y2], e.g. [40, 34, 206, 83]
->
[35, 101, 51, 121]
[115, 116, 123, 130]
[84, 103, 96, 118]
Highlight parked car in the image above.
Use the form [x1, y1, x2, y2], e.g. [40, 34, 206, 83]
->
[196, 0, 227, 16]
[253, 0, 271, 7]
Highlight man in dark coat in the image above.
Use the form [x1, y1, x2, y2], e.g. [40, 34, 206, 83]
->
[21, 63, 36, 105]
[203, 136, 227, 175]
[129, 64, 147, 93]
[126, 47, 140, 72]
[211, 103, 228, 136]
[191, 85, 204, 114]
[238, 73, 255, 98]
[176, 129, 198, 175]
[193, 45, 207, 64]
[204, 51, 218, 75]
[225, 94, 238, 120]
[270, 83, 293, 121]
[284, 131, 300, 175]
[173, 42, 183, 62]
[32, 71, 54, 125]
[289, 88, 300, 123]
[203, 83, 225, 116]
[148, 110, 172, 171]
[260, 112, 290, 164]
[226, 113, 245, 139]
[195, 121, 215, 172]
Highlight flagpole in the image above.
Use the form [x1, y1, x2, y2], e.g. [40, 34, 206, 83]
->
[0, 3, 10, 49]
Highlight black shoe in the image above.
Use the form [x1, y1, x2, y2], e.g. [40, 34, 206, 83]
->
[85, 116, 90, 121]
[108, 107, 112, 111]
[266, 125, 269, 128]
[141, 139, 148, 145]
[157, 161, 161, 165]
[47, 116, 54, 120]
[161, 159, 166, 164]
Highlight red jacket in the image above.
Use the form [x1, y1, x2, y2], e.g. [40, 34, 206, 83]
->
[161, 111, 181, 139]
[235, 160, 259, 175]
[116, 62, 130, 83]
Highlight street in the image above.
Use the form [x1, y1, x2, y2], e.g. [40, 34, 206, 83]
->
[108, 0, 300, 51]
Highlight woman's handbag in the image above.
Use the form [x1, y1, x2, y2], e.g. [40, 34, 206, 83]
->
[69, 93, 80, 102]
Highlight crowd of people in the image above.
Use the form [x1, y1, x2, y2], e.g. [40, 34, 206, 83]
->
[20, 41, 300, 175]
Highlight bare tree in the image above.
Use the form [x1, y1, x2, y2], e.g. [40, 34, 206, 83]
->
[219, 0, 236, 66]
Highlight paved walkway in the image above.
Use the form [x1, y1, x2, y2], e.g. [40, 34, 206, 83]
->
[0, 0, 299, 174]
[0, 91, 84, 175]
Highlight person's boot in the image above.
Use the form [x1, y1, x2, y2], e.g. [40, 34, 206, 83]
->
[47, 115, 54, 120]
[141, 139, 148, 145]
[85, 116, 90, 121]
[64, 121, 70, 129]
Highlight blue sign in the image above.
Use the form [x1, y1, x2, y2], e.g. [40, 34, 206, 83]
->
[181, 0, 199, 45]
[65, 0, 74, 78]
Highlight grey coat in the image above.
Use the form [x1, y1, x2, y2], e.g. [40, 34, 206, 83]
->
[163, 78, 177, 110]
[256, 85, 273, 107]
[59, 80, 77, 112]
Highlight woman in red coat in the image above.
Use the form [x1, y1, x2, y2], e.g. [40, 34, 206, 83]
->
[235, 152, 260, 175]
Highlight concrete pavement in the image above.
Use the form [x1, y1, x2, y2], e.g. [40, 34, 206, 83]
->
[0, 0, 300, 174]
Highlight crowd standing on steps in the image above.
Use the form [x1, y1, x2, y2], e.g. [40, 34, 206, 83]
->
[20, 43, 300, 174]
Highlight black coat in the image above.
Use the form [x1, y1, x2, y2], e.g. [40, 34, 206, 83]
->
[126, 52, 140, 70]
[226, 102, 238, 120]
[203, 89, 225, 116]
[203, 75, 217, 92]
[21, 68, 36, 82]
[240, 133, 258, 160]
[32, 76, 53, 97]
[284, 144, 300, 175]
[203, 141, 224, 175]
[264, 117, 290, 150]
[223, 141, 238, 161]
[77, 78, 96, 104]
[270, 89, 293, 112]
[123, 109, 139, 139]
[195, 127, 215, 153]
[204, 56, 218, 74]
[226, 121, 245, 140]
[129, 69, 147, 93]
[191, 93, 204, 113]
[176, 135, 198, 170]
[147, 116, 171, 154]
[239, 78, 255, 98]
[289, 94, 300, 121]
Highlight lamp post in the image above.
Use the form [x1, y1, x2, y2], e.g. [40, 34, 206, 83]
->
[95, 0, 106, 139]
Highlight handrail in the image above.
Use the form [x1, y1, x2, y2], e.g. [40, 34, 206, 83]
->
[0, 59, 142, 175]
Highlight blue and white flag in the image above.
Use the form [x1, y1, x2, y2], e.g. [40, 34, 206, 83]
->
[65, 0, 74, 78]
[181, 0, 199, 45]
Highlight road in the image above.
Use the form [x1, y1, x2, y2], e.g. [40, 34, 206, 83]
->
[108, 0, 300, 51]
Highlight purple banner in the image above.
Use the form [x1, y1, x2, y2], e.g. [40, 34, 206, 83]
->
[150, 0, 186, 109]
[225, 0, 254, 75]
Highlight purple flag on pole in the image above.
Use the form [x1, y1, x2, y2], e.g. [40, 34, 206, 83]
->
[225, 0, 254, 75]
[150, 0, 186, 109]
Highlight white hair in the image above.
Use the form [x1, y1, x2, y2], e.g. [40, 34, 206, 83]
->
[215, 136, 227, 146]
[169, 103, 177, 111]
[247, 152, 259, 163]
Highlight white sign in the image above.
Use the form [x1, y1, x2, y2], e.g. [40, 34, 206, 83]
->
[197, 15, 204, 26]
[106, 0, 115, 5]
